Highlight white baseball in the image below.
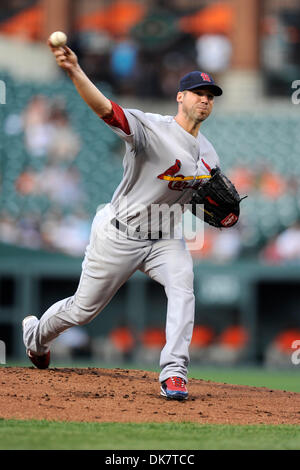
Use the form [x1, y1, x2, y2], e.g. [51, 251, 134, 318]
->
[49, 31, 67, 47]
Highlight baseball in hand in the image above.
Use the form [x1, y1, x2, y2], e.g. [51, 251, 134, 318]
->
[49, 31, 67, 47]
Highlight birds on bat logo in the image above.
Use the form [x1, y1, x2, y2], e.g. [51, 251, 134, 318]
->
[157, 159, 210, 191]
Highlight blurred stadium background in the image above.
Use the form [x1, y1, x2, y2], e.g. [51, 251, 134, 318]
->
[1, 0, 300, 370]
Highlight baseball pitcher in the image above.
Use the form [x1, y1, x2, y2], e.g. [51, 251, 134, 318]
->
[22, 41, 242, 400]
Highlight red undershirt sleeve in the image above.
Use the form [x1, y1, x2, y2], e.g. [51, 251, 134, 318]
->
[102, 100, 131, 135]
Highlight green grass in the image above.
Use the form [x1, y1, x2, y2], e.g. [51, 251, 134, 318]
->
[189, 366, 300, 393]
[0, 419, 300, 450]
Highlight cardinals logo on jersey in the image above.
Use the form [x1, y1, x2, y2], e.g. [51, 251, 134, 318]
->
[157, 159, 211, 191]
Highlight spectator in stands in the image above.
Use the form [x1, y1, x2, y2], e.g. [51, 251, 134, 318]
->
[0, 212, 19, 245]
[186, 225, 241, 262]
[110, 38, 138, 94]
[40, 209, 90, 256]
[196, 34, 232, 77]
[262, 222, 300, 264]
[36, 164, 85, 209]
[23, 95, 80, 163]
[229, 161, 289, 200]
[4, 113, 23, 136]
[16, 213, 42, 249]
[47, 101, 81, 164]
[15, 167, 37, 195]
[258, 168, 286, 199]
[210, 227, 242, 262]
[228, 165, 256, 195]
[23, 95, 52, 158]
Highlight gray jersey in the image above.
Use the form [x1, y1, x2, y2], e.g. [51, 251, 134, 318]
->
[107, 109, 220, 233]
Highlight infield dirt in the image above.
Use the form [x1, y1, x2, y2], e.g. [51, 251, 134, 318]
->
[0, 367, 300, 425]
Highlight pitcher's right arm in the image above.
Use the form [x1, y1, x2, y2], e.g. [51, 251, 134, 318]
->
[48, 41, 112, 119]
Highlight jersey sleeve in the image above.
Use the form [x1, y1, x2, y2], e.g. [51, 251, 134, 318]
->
[102, 101, 131, 135]
[102, 100, 146, 151]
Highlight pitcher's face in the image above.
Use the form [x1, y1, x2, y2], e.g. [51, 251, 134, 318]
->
[177, 88, 214, 123]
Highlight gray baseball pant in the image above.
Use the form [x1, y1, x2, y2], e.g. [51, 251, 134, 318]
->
[23, 204, 195, 383]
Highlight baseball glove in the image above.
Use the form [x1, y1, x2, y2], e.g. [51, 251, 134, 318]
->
[190, 167, 246, 228]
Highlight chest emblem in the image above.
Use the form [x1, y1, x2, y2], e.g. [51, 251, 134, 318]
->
[157, 159, 211, 191]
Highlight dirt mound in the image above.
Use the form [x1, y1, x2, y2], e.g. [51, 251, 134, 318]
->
[0, 367, 300, 425]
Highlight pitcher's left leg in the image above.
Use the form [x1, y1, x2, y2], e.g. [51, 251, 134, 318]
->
[141, 239, 195, 385]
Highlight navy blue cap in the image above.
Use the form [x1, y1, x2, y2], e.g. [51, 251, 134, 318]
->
[179, 71, 223, 96]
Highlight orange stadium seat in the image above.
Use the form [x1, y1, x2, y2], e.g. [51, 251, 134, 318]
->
[191, 325, 214, 348]
[77, 0, 146, 37]
[218, 325, 248, 350]
[179, 3, 234, 36]
[274, 329, 300, 354]
[109, 326, 135, 354]
[140, 327, 165, 348]
[0, 5, 43, 40]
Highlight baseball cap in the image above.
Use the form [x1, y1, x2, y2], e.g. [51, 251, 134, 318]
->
[179, 71, 223, 96]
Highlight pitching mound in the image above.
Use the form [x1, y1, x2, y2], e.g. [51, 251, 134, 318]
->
[0, 367, 300, 425]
